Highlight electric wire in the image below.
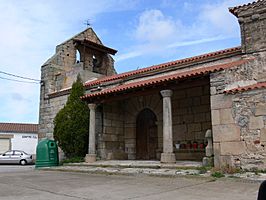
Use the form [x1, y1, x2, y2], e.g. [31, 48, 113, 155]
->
[0, 76, 40, 84]
[0, 70, 40, 82]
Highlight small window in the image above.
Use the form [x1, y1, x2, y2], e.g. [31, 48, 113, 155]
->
[93, 55, 99, 67]
[76, 50, 81, 63]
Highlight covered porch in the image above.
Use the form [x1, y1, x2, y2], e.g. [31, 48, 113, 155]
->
[83, 75, 212, 164]
[81, 59, 244, 164]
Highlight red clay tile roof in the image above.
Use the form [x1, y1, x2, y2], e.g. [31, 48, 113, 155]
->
[229, 0, 264, 17]
[74, 39, 117, 55]
[224, 82, 266, 94]
[82, 59, 249, 100]
[0, 123, 38, 133]
[85, 47, 241, 88]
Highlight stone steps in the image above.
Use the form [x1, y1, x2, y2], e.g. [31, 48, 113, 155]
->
[66, 160, 203, 169]
[41, 165, 206, 178]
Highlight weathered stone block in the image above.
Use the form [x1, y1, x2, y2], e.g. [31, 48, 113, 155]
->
[173, 90, 186, 99]
[182, 115, 194, 123]
[187, 123, 201, 132]
[201, 95, 210, 105]
[212, 124, 240, 142]
[85, 154, 96, 163]
[211, 94, 232, 110]
[103, 126, 115, 134]
[203, 85, 210, 95]
[210, 87, 217, 95]
[211, 110, 220, 125]
[124, 127, 135, 139]
[220, 108, 234, 124]
[107, 151, 128, 160]
[255, 103, 266, 116]
[176, 108, 187, 115]
[179, 98, 193, 107]
[202, 122, 211, 131]
[249, 116, 264, 129]
[213, 142, 221, 168]
[187, 87, 203, 97]
[173, 124, 187, 133]
[193, 97, 201, 106]
[128, 154, 136, 160]
[192, 105, 210, 113]
[205, 113, 211, 122]
[260, 128, 266, 141]
[220, 141, 246, 156]
[194, 113, 206, 122]
[195, 131, 205, 140]
[102, 134, 118, 142]
[104, 119, 111, 126]
[105, 141, 120, 150]
[161, 152, 176, 163]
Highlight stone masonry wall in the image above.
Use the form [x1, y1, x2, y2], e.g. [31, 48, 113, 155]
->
[38, 94, 68, 139]
[103, 77, 211, 161]
[232, 89, 266, 169]
[210, 53, 266, 169]
[98, 102, 124, 159]
[172, 78, 211, 155]
[236, 2, 266, 54]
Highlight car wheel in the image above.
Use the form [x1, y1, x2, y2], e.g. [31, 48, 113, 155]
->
[20, 159, 27, 166]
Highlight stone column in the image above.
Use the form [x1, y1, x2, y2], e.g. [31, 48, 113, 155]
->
[160, 90, 176, 163]
[85, 103, 97, 163]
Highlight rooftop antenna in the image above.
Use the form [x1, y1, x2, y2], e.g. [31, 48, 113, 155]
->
[84, 19, 92, 28]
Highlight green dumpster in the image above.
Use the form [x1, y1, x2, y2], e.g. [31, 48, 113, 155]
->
[35, 139, 59, 168]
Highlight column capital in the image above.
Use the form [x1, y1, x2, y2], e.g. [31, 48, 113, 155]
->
[88, 103, 97, 110]
[160, 90, 173, 98]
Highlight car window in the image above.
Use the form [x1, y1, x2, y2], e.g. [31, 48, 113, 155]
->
[4, 151, 13, 156]
[14, 151, 23, 156]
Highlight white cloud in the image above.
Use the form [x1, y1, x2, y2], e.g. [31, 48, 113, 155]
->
[135, 9, 179, 43]
[116, 0, 251, 63]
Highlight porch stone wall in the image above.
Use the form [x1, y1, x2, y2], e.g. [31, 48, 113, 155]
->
[124, 94, 163, 160]
[99, 102, 124, 159]
[210, 53, 266, 169]
[122, 77, 211, 161]
[172, 78, 211, 160]
[172, 78, 211, 143]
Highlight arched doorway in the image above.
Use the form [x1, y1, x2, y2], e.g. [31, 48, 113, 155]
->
[136, 108, 158, 160]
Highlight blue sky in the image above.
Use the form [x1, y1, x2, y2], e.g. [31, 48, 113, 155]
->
[0, 0, 251, 123]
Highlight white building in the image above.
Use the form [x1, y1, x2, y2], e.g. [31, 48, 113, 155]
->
[0, 123, 38, 155]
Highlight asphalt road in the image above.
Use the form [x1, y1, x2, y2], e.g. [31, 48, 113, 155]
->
[0, 164, 34, 173]
[0, 166, 260, 200]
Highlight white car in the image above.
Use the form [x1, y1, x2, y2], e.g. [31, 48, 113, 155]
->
[0, 150, 33, 165]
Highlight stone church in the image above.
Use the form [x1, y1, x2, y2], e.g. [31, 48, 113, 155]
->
[39, 0, 266, 169]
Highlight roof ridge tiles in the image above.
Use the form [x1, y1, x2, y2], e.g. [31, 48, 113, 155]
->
[224, 81, 266, 94]
[229, 0, 264, 16]
[82, 58, 250, 100]
[84, 46, 241, 87]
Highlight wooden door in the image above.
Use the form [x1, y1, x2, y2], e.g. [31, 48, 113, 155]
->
[136, 109, 158, 160]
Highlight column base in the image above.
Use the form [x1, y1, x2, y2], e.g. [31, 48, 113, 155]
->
[85, 154, 96, 163]
[160, 153, 176, 163]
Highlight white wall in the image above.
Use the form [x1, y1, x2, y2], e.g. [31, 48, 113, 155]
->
[0, 132, 38, 155]
[11, 133, 38, 154]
